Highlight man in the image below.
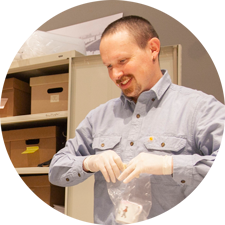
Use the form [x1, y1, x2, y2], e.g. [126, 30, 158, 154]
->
[49, 16, 225, 224]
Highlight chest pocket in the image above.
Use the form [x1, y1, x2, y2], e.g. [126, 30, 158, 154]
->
[143, 136, 186, 154]
[92, 136, 121, 152]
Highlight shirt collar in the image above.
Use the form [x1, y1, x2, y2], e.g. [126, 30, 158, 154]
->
[151, 69, 172, 100]
[120, 70, 172, 104]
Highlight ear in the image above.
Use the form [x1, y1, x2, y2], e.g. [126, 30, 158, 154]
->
[148, 38, 160, 61]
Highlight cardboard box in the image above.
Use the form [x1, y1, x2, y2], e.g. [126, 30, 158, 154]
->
[5, 175, 65, 222]
[0, 131, 10, 168]
[30, 74, 68, 114]
[2, 126, 61, 168]
[0, 176, 5, 220]
[0, 78, 31, 117]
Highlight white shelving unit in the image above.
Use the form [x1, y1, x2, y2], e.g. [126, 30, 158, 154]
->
[2, 50, 113, 223]
[1, 50, 79, 211]
[1, 46, 181, 223]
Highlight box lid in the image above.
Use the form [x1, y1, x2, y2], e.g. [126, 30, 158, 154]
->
[3, 78, 31, 93]
[30, 73, 68, 86]
[5, 175, 51, 188]
[2, 126, 59, 142]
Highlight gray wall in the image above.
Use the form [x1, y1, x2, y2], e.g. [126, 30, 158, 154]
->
[0, 0, 225, 103]
[0, 0, 225, 225]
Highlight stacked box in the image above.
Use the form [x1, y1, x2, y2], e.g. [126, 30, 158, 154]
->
[0, 78, 31, 117]
[30, 73, 68, 114]
[2, 126, 60, 168]
[5, 175, 65, 222]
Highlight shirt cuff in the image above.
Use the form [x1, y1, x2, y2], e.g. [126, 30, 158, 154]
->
[60, 156, 94, 186]
[172, 155, 193, 185]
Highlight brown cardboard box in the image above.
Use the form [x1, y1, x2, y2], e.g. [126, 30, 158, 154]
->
[0, 131, 10, 168]
[5, 175, 65, 222]
[2, 126, 60, 168]
[0, 78, 31, 117]
[0, 176, 5, 220]
[30, 74, 68, 114]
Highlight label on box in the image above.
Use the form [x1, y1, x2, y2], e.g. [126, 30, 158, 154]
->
[22, 146, 39, 154]
[20, 198, 32, 211]
[50, 95, 59, 103]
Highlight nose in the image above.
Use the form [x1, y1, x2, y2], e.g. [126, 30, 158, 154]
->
[111, 67, 124, 81]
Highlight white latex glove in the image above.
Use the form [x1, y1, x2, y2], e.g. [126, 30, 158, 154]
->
[83, 150, 124, 183]
[118, 153, 173, 183]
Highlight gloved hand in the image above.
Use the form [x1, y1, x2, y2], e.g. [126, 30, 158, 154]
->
[83, 150, 124, 183]
[118, 153, 173, 183]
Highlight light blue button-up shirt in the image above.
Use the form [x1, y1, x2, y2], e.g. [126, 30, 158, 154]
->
[49, 70, 225, 224]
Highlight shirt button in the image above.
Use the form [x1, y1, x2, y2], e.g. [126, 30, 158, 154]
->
[161, 142, 165, 147]
[152, 98, 155, 101]
[101, 143, 105, 147]
[136, 114, 140, 118]
[130, 142, 134, 146]
[78, 173, 81, 177]
[181, 180, 185, 184]
[66, 178, 70, 182]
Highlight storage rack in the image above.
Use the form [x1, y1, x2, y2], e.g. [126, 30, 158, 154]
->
[1, 51, 80, 175]
[1, 45, 181, 223]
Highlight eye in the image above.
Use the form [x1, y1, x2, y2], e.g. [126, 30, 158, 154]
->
[107, 64, 113, 70]
[120, 59, 126, 64]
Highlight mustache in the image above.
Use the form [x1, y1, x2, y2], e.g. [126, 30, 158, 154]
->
[116, 75, 133, 84]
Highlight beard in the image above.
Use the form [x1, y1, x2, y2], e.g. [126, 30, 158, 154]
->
[121, 76, 142, 100]
[116, 74, 142, 100]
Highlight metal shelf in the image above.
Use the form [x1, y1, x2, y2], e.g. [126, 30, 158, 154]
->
[8, 50, 81, 74]
[1, 111, 68, 130]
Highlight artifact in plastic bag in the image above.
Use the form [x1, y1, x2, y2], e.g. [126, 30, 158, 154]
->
[107, 174, 152, 224]
[116, 200, 143, 224]
[15, 30, 86, 60]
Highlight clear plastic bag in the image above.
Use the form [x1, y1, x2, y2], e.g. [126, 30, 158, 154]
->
[14, 30, 86, 61]
[107, 174, 152, 224]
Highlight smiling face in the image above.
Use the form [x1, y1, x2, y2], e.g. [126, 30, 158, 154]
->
[100, 30, 162, 102]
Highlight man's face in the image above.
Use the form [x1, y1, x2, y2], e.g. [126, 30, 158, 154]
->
[100, 30, 157, 102]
